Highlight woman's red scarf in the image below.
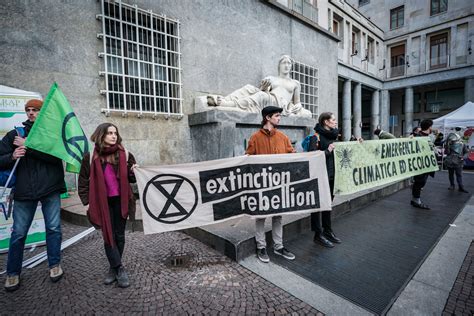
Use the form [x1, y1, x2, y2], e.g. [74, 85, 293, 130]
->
[88, 144, 131, 246]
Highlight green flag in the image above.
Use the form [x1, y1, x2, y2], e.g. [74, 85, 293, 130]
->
[25, 82, 89, 173]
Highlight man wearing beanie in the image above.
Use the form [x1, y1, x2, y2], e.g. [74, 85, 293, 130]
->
[0, 99, 66, 292]
[246, 106, 296, 263]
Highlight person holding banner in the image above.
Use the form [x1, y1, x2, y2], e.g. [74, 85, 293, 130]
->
[411, 119, 435, 210]
[1, 99, 66, 292]
[78, 123, 137, 288]
[246, 106, 296, 263]
[308, 112, 341, 248]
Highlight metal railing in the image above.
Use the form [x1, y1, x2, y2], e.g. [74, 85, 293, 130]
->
[389, 64, 405, 78]
[98, 0, 183, 118]
[291, 61, 319, 118]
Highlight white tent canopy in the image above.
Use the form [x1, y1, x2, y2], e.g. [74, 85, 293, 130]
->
[0, 85, 42, 98]
[0, 85, 42, 134]
[432, 101, 474, 129]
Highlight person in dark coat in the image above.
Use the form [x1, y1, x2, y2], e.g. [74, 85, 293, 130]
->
[1, 99, 66, 292]
[78, 123, 137, 288]
[308, 112, 341, 248]
[445, 128, 468, 193]
[410, 119, 435, 210]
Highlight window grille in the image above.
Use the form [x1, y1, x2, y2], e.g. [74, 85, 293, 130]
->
[291, 61, 319, 117]
[98, 0, 182, 117]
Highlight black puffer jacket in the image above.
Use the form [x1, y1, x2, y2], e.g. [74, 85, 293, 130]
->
[0, 120, 66, 200]
[308, 123, 339, 179]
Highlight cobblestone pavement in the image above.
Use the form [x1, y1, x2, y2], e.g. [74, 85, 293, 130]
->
[443, 241, 474, 316]
[1, 222, 323, 315]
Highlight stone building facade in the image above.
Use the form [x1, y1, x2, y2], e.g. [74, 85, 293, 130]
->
[0, 0, 338, 166]
[277, 0, 474, 138]
[2, 0, 472, 166]
[339, 0, 473, 137]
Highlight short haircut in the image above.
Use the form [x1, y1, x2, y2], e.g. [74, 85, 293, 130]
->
[420, 119, 433, 131]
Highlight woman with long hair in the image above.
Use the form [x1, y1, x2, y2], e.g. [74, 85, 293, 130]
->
[78, 123, 137, 288]
[308, 112, 341, 248]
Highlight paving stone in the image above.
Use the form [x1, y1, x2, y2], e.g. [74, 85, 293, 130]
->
[1, 221, 322, 314]
[443, 241, 474, 315]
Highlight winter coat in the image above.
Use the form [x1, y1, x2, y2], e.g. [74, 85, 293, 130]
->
[77, 151, 137, 218]
[0, 120, 66, 200]
[246, 128, 294, 155]
[308, 124, 339, 179]
[444, 133, 468, 168]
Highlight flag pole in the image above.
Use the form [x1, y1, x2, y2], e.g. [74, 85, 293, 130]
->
[1, 158, 21, 220]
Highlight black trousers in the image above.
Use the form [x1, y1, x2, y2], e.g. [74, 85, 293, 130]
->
[412, 173, 429, 199]
[104, 196, 127, 268]
[448, 166, 463, 187]
[311, 179, 334, 234]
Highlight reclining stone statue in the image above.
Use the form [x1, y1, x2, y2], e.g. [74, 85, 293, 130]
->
[207, 55, 312, 117]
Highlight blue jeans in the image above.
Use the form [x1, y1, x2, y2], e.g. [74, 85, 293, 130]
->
[7, 192, 62, 276]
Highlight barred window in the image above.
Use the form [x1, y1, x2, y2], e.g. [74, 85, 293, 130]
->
[291, 61, 319, 117]
[98, 0, 182, 117]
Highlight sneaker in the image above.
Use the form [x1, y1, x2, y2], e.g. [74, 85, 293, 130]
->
[104, 268, 116, 285]
[459, 187, 469, 193]
[448, 185, 455, 190]
[274, 247, 295, 260]
[4, 275, 20, 292]
[50, 265, 63, 283]
[257, 248, 270, 263]
[116, 266, 130, 288]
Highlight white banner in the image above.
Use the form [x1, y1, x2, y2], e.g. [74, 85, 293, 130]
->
[135, 152, 332, 234]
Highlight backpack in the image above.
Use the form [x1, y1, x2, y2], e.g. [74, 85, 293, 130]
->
[0, 127, 26, 188]
[301, 132, 319, 152]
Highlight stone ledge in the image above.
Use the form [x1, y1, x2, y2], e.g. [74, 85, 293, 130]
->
[191, 98, 316, 127]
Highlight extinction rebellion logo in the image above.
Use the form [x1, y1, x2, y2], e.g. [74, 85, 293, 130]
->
[62, 112, 89, 164]
[143, 174, 198, 224]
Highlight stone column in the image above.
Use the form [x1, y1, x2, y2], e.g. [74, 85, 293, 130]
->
[380, 89, 390, 132]
[465, 76, 474, 103]
[404, 87, 414, 136]
[370, 89, 380, 139]
[342, 79, 352, 141]
[353, 82, 362, 139]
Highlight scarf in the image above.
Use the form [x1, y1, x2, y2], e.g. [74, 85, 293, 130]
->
[88, 144, 130, 246]
[314, 123, 339, 150]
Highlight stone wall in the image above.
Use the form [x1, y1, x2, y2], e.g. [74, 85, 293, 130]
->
[0, 0, 338, 165]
